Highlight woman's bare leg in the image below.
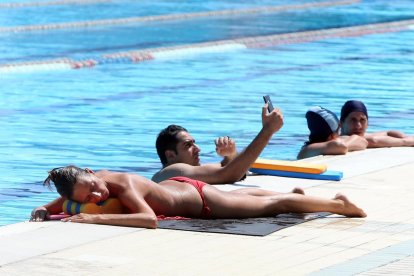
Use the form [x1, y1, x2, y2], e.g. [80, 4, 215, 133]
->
[204, 186, 366, 219]
[231, 187, 305, 196]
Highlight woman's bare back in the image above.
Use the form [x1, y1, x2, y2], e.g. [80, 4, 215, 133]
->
[101, 173, 204, 217]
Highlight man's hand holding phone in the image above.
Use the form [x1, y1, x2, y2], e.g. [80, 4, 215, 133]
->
[262, 95, 283, 133]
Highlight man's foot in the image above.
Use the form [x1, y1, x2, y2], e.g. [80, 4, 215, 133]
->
[334, 193, 367, 217]
[292, 187, 305, 195]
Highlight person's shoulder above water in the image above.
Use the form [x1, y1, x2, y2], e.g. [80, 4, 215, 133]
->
[297, 106, 342, 159]
[306, 106, 340, 144]
[340, 99, 414, 148]
[297, 105, 367, 159]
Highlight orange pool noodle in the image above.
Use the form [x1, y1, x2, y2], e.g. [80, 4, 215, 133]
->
[251, 158, 327, 174]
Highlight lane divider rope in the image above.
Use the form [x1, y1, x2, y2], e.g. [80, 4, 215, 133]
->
[1, 18, 413, 73]
[0, 0, 111, 8]
[0, 0, 359, 33]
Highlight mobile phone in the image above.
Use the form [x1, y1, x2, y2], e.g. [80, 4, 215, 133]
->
[263, 95, 274, 112]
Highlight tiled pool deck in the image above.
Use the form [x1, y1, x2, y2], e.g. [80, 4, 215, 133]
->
[1, 147, 414, 275]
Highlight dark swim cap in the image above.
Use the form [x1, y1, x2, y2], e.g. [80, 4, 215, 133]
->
[340, 100, 368, 122]
[306, 106, 339, 143]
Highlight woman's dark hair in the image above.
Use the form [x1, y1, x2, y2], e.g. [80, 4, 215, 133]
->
[43, 165, 86, 198]
[156, 125, 187, 166]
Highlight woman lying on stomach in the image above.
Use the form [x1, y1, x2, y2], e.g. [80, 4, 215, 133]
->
[31, 165, 366, 228]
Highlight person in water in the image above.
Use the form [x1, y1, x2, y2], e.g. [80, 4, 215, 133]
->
[340, 100, 414, 148]
[31, 165, 366, 228]
[297, 106, 368, 159]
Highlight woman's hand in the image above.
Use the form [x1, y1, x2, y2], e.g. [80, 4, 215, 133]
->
[30, 206, 49, 222]
[61, 213, 98, 224]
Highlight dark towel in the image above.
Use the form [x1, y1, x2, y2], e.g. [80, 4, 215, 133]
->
[158, 212, 331, 236]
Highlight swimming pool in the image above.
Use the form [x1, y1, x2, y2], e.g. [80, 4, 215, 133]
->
[1, 0, 413, 226]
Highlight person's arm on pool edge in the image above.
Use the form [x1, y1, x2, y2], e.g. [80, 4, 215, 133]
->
[365, 133, 414, 148]
[297, 139, 348, 159]
[30, 196, 65, 221]
[339, 134, 368, 151]
[297, 135, 368, 159]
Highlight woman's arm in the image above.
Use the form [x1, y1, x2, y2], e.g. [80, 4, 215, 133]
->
[30, 196, 66, 221]
[61, 212, 158, 229]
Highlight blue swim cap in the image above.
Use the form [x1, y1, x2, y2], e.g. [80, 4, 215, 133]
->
[306, 106, 339, 143]
[340, 100, 368, 122]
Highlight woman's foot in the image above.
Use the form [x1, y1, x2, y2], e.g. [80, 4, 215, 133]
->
[334, 193, 367, 217]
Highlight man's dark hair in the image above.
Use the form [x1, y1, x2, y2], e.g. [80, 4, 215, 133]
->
[156, 125, 187, 166]
[43, 165, 87, 198]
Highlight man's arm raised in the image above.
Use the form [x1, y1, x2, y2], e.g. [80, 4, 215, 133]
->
[154, 104, 283, 184]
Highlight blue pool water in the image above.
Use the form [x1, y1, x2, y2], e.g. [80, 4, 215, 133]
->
[1, 0, 413, 226]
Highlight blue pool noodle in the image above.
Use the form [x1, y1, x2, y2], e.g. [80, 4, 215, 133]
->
[250, 168, 343, 181]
